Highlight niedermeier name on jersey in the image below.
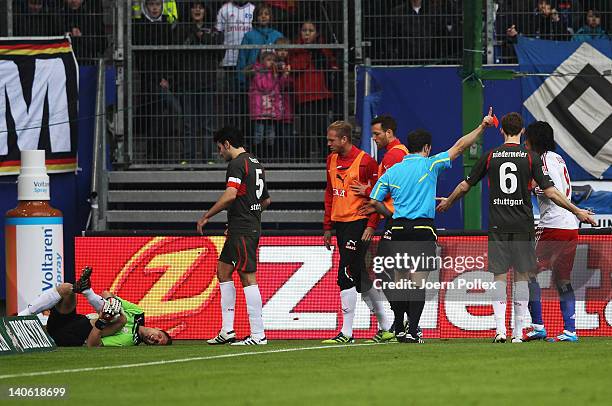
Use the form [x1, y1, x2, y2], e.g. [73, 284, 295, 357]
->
[491, 150, 528, 159]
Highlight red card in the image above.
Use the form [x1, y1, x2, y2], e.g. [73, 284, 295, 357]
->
[492, 114, 499, 128]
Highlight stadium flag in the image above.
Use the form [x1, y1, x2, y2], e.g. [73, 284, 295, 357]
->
[0, 37, 79, 175]
[0, 316, 56, 355]
[515, 37, 612, 180]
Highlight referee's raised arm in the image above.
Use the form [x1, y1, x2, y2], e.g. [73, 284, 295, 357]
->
[447, 107, 496, 160]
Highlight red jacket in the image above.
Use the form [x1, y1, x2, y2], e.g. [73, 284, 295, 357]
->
[289, 38, 338, 104]
[324, 146, 379, 230]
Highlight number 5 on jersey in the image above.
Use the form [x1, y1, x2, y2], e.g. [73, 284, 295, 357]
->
[256, 169, 264, 199]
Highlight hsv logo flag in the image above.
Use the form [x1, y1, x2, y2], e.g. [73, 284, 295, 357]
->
[515, 37, 612, 180]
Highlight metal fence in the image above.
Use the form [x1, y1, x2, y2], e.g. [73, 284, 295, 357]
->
[123, 0, 349, 167]
[6, 0, 110, 65]
[360, 0, 612, 66]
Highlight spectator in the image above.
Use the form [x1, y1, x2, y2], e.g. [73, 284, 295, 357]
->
[132, 0, 178, 23]
[265, 0, 297, 36]
[289, 21, 339, 160]
[274, 37, 295, 159]
[59, 0, 106, 62]
[506, 0, 570, 45]
[391, 0, 446, 63]
[174, 1, 224, 163]
[572, 9, 609, 41]
[13, 0, 62, 37]
[554, 1, 582, 32]
[216, 1, 255, 136]
[247, 51, 289, 158]
[132, 0, 178, 163]
[237, 3, 284, 87]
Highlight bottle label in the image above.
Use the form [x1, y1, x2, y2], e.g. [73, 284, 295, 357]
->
[5, 217, 64, 323]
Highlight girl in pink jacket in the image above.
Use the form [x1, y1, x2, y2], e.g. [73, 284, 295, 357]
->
[248, 51, 290, 157]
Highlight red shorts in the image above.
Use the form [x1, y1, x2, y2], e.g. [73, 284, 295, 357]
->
[535, 227, 579, 280]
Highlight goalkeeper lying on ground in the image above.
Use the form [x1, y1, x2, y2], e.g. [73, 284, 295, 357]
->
[18, 267, 171, 347]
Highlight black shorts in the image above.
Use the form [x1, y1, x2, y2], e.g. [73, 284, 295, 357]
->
[335, 219, 371, 293]
[46, 307, 92, 347]
[389, 218, 437, 273]
[488, 231, 536, 274]
[219, 232, 260, 273]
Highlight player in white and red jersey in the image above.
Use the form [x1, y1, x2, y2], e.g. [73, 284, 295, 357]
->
[524, 121, 580, 342]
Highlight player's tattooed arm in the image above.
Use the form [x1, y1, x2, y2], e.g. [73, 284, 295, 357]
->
[542, 186, 597, 226]
[436, 181, 471, 212]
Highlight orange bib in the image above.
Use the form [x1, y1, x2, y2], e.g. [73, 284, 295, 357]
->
[329, 151, 367, 222]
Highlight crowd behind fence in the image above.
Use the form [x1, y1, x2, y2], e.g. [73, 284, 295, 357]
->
[4, 0, 612, 167]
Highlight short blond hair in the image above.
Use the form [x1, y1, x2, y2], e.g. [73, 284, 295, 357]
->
[327, 121, 352, 142]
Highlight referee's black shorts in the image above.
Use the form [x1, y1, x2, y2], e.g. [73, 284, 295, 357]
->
[219, 232, 260, 273]
[488, 231, 536, 274]
[388, 218, 437, 273]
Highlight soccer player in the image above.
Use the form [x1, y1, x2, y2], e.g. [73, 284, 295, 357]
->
[18, 267, 171, 347]
[437, 113, 595, 343]
[322, 120, 392, 344]
[198, 126, 271, 346]
[524, 121, 581, 342]
[366, 109, 496, 343]
[350, 115, 410, 340]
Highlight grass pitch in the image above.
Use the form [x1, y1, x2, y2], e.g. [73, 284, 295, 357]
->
[1, 339, 611, 405]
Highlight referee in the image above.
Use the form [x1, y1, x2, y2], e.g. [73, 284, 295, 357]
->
[365, 109, 496, 343]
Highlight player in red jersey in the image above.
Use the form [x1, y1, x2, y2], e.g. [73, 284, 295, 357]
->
[321, 120, 392, 344]
[524, 121, 582, 342]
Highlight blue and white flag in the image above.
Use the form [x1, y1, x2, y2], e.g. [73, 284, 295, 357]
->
[515, 37, 612, 180]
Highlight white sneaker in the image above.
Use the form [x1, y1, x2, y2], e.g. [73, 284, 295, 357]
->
[207, 330, 236, 345]
[230, 335, 268, 346]
[493, 333, 507, 343]
[511, 337, 524, 343]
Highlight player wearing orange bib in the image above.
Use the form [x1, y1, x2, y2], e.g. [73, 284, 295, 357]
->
[350, 115, 409, 340]
[322, 121, 391, 344]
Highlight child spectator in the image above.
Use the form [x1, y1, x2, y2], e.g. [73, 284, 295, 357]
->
[59, 0, 106, 63]
[174, 1, 224, 163]
[274, 37, 295, 159]
[248, 51, 289, 158]
[289, 21, 339, 160]
[572, 10, 609, 41]
[237, 3, 284, 87]
[265, 1, 297, 39]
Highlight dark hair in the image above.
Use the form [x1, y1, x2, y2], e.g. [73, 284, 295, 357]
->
[253, 3, 273, 27]
[525, 121, 556, 154]
[275, 36, 290, 45]
[501, 112, 523, 136]
[213, 126, 244, 148]
[371, 115, 397, 134]
[160, 329, 173, 345]
[406, 129, 432, 152]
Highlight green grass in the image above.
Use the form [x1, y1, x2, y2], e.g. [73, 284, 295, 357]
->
[1, 339, 612, 405]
